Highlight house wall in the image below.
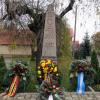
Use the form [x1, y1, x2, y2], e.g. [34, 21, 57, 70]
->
[4, 56, 31, 69]
[0, 45, 31, 56]
[0, 45, 32, 68]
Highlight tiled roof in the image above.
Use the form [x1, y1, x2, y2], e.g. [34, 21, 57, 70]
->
[0, 29, 33, 45]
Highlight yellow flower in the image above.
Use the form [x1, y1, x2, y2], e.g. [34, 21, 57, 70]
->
[41, 62, 46, 68]
[38, 70, 41, 74]
[40, 60, 46, 64]
[54, 67, 57, 72]
[43, 67, 48, 73]
[52, 64, 54, 67]
[51, 67, 53, 70]
[38, 66, 40, 69]
[46, 59, 52, 64]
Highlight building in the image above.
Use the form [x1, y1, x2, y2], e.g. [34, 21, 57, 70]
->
[72, 41, 80, 51]
[0, 29, 33, 68]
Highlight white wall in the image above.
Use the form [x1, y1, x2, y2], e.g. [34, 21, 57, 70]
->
[0, 45, 32, 69]
[0, 45, 31, 56]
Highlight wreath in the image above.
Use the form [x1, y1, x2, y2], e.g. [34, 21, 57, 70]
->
[69, 60, 95, 87]
[37, 59, 62, 85]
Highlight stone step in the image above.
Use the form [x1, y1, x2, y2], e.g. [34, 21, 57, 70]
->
[0, 92, 100, 100]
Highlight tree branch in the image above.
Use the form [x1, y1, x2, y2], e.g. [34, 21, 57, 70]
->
[0, 14, 8, 22]
[59, 0, 75, 18]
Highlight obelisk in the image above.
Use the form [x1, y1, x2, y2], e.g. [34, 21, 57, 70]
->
[41, 4, 57, 63]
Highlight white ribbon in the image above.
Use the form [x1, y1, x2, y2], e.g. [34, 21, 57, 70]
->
[48, 94, 53, 100]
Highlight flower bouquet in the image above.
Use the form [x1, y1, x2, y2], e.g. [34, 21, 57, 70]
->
[37, 59, 64, 100]
[4, 61, 29, 97]
[69, 60, 95, 90]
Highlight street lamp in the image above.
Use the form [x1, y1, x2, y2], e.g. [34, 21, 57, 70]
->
[73, 5, 78, 59]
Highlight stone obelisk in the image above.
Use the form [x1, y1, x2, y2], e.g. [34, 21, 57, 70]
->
[41, 4, 57, 63]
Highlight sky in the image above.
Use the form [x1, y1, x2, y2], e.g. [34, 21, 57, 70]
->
[62, 0, 100, 43]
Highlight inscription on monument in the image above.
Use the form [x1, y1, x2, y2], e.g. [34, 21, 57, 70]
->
[42, 4, 57, 59]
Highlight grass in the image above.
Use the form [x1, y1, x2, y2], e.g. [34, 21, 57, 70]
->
[58, 57, 72, 91]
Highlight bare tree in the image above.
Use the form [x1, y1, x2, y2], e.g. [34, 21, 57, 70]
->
[0, 0, 75, 63]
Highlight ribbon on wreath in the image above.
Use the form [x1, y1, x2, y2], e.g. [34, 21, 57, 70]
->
[76, 72, 85, 95]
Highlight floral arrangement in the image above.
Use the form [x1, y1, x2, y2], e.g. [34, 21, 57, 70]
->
[37, 74, 65, 100]
[10, 62, 28, 77]
[69, 60, 95, 88]
[4, 61, 29, 97]
[37, 59, 61, 84]
[69, 60, 94, 78]
[37, 59, 64, 100]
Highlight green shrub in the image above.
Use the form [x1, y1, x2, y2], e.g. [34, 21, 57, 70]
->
[0, 56, 7, 92]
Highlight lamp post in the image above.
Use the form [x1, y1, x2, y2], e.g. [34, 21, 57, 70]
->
[74, 5, 77, 43]
[73, 5, 78, 59]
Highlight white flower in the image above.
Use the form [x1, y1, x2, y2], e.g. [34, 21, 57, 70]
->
[23, 77, 26, 81]
[70, 73, 74, 78]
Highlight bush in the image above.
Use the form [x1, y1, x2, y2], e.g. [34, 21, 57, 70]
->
[91, 50, 100, 85]
[0, 56, 7, 92]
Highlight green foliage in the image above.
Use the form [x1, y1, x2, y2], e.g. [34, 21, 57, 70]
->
[80, 43, 86, 59]
[37, 79, 65, 100]
[56, 18, 72, 58]
[91, 50, 100, 85]
[91, 50, 99, 69]
[3, 59, 37, 93]
[0, 56, 6, 92]
[0, 56, 6, 67]
[58, 58, 72, 91]
[69, 60, 95, 90]
[25, 60, 37, 92]
[25, 79, 37, 92]
[56, 18, 72, 91]
[3, 70, 12, 87]
[74, 51, 80, 59]
[80, 33, 91, 59]
[84, 33, 91, 56]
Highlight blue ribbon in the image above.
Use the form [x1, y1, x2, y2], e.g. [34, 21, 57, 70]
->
[76, 72, 85, 95]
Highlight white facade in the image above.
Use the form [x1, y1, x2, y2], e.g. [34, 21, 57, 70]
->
[0, 45, 32, 68]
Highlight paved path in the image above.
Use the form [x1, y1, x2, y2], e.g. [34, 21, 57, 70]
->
[0, 92, 100, 100]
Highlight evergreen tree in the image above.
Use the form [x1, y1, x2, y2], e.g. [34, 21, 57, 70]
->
[91, 50, 99, 70]
[91, 50, 100, 84]
[74, 50, 80, 59]
[80, 33, 91, 59]
[80, 43, 86, 59]
[0, 56, 6, 80]
[84, 33, 91, 56]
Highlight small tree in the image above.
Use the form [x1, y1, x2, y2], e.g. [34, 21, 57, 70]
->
[84, 33, 91, 56]
[0, 56, 6, 79]
[91, 50, 99, 70]
[80, 43, 86, 59]
[0, 56, 6, 91]
[91, 50, 100, 84]
[80, 33, 91, 59]
[74, 50, 80, 59]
